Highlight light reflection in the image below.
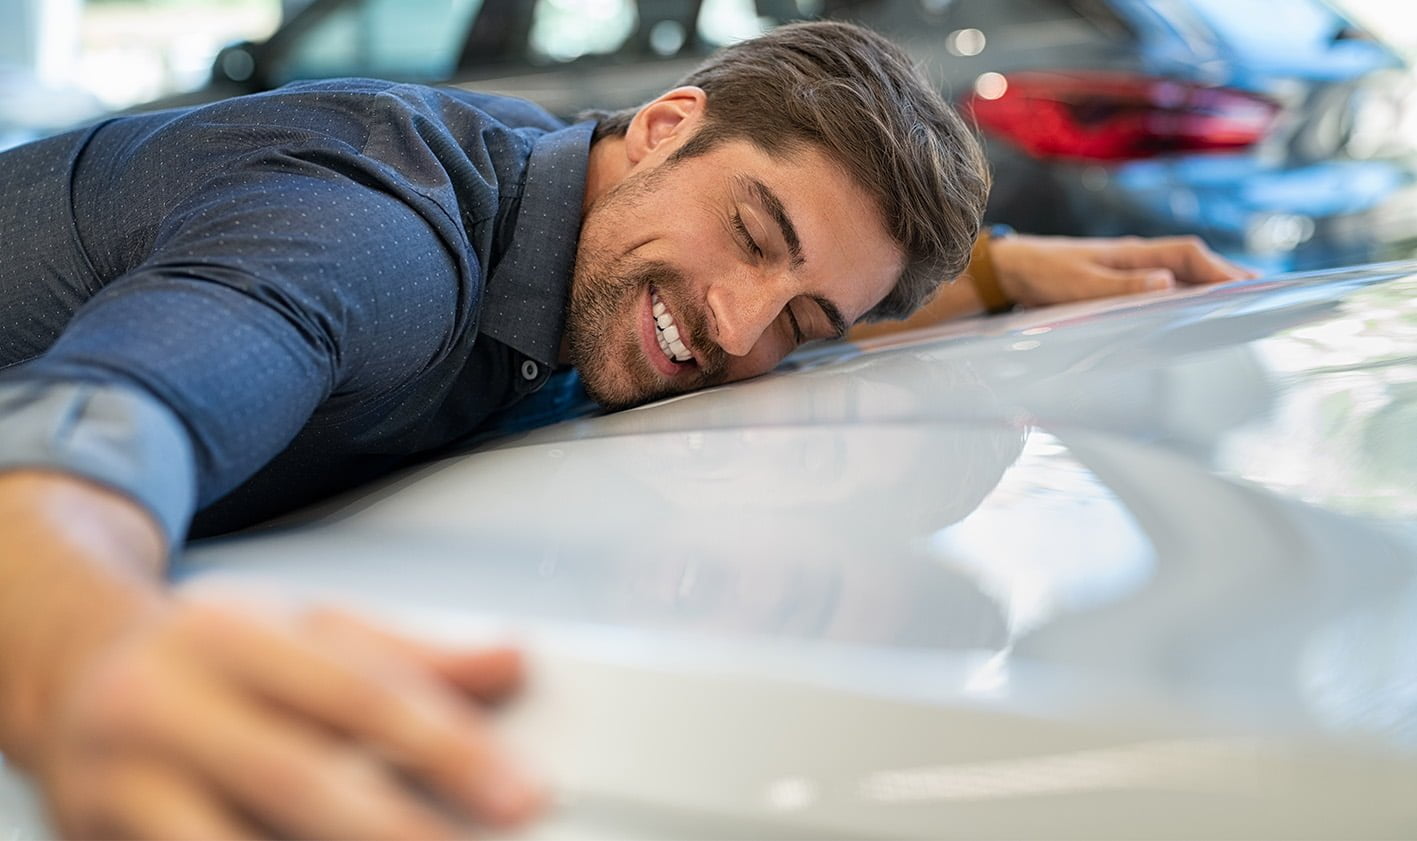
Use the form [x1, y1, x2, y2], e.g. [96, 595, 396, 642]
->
[1298, 580, 1417, 747]
[929, 432, 1154, 637]
[858, 739, 1264, 803]
[974, 72, 1007, 100]
[764, 776, 817, 812]
[1216, 274, 1417, 518]
[946, 28, 987, 57]
[961, 648, 1010, 696]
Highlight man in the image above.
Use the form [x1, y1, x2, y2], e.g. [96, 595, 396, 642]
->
[0, 21, 1246, 839]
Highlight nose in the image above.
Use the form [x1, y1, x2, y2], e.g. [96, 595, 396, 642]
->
[705, 269, 791, 358]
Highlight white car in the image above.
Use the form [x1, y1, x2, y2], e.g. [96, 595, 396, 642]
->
[5, 262, 1417, 838]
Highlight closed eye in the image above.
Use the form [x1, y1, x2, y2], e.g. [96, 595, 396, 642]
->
[732, 211, 764, 259]
[785, 305, 804, 345]
[786, 298, 845, 345]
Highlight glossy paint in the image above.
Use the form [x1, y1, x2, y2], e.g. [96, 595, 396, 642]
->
[4, 264, 1417, 837]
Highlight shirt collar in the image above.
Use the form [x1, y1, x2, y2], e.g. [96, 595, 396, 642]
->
[479, 120, 595, 368]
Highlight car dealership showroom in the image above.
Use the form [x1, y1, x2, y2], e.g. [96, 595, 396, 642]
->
[2, 0, 1417, 838]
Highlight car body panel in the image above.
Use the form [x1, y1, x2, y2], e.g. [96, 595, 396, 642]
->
[7, 264, 1414, 838]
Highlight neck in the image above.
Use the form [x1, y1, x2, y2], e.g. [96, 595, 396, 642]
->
[582, 134, 630, 214]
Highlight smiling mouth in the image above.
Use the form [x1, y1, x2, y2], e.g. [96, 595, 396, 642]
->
[652, 290, 695, 365]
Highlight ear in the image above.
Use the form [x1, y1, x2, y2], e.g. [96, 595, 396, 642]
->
[625, 86, 708, 166]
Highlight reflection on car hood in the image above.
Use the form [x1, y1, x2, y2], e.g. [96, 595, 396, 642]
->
[174, 263, 1417, 837]
[9, 265, 1414, 839]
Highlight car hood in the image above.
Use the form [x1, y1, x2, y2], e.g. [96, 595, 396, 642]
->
[6, 264, 1416, 838]
[168, 263, 1417, 837]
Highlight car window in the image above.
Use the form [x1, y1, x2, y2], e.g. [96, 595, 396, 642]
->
[274, 0, 484, 84]
[528, 0, 637, 62]
[698, 0, 772, 46]
[699, 0, 824, 46]
[522, 0, 823, 67]
[1182, 0, 1347, 53]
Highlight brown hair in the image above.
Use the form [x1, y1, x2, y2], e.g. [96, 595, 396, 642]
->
[586, 21, 990, 321]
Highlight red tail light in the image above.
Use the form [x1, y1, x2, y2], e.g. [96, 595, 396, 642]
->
[963, 71, 1280, 162]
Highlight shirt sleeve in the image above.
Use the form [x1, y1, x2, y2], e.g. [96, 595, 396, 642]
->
[0, 161, 469, 548]
[0, 380, 197, 543]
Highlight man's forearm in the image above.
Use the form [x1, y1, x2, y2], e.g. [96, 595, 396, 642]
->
[0, 470, 166, 768]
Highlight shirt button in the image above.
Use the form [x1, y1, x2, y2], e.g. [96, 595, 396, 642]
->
[521, 360, 540, 381]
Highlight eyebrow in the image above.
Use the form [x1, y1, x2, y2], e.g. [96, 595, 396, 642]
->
[744, 177, 805, 269]
[742, 177, 848, 340]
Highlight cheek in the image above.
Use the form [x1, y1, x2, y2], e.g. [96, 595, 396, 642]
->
[720, 341, 790, 384]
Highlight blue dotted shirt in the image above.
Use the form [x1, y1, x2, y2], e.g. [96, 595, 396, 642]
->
[0, 80, 595, 544]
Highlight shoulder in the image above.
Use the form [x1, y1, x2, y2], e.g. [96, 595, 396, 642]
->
[425, 88, 566, 132]
[258, 79, 566, 130]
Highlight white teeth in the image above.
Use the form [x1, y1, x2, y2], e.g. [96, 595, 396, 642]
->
[651, 292, 693, 364]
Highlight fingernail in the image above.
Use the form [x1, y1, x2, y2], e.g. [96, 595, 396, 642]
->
[1145, 273, 1172, 290]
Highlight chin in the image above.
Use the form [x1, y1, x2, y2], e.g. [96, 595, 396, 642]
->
[569, 327, 659, 411]
[566, 229, 695, 410]
[579, 369, 645, 411]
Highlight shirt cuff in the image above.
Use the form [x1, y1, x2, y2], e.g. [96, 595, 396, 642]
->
[0, 380, 196, 548]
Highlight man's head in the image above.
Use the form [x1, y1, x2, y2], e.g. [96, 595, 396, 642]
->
[567, 21, 990, 409]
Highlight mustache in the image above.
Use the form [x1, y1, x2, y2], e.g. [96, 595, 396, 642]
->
[625, 260, 730, 382]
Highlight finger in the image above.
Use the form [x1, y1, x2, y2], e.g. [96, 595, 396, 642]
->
[1168, 238, 1253, 284]
[305, 607, 525, 703]
[1069, 266, 1174, 301]
[1118, 267, 1176, 294]
[1117, 237, 1252, 284]
[179, 606, 543, 827]
[103, 756, 262, 841]
[121, 663, 461, 841]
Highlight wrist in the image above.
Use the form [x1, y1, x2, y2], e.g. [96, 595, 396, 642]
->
[987, 230, 1040, 309]
[969, 225, 1017, 314]
[0, 471, 166, 768]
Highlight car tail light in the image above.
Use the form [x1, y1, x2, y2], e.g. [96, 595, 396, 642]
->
[963, 71, 1280, 162]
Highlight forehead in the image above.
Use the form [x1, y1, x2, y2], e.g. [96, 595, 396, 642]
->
[707, 139, 904, 321]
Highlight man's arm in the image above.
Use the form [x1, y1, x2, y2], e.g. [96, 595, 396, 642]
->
[0, 471, 542, 838]
[848, 233, 1254, 340]
[0, 168, 544, 837]
[0, 471, 164, 768]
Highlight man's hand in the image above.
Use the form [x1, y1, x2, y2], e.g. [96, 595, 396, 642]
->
[847, 233, 1255, 342]
[35, 600, 542, 839]
[0, 471, 544, 839]
[990, 234, 1255, 308]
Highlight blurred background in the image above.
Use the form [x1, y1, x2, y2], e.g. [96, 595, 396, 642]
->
[3, 0, 1415, 273]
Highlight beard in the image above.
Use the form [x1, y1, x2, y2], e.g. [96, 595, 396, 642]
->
[566, 168, 727, 410]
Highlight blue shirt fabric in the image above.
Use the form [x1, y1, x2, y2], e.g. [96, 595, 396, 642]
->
[0, 80, 595, 544]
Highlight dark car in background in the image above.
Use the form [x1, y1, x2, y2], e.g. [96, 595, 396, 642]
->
[0, 66, 105, 152]
[141, 0, 1417, 273]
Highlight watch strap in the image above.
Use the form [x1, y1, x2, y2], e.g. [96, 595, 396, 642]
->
[969, 225, 1016, 315]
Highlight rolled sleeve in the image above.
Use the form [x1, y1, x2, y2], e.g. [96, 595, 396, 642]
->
[0, 380, 196, 547]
